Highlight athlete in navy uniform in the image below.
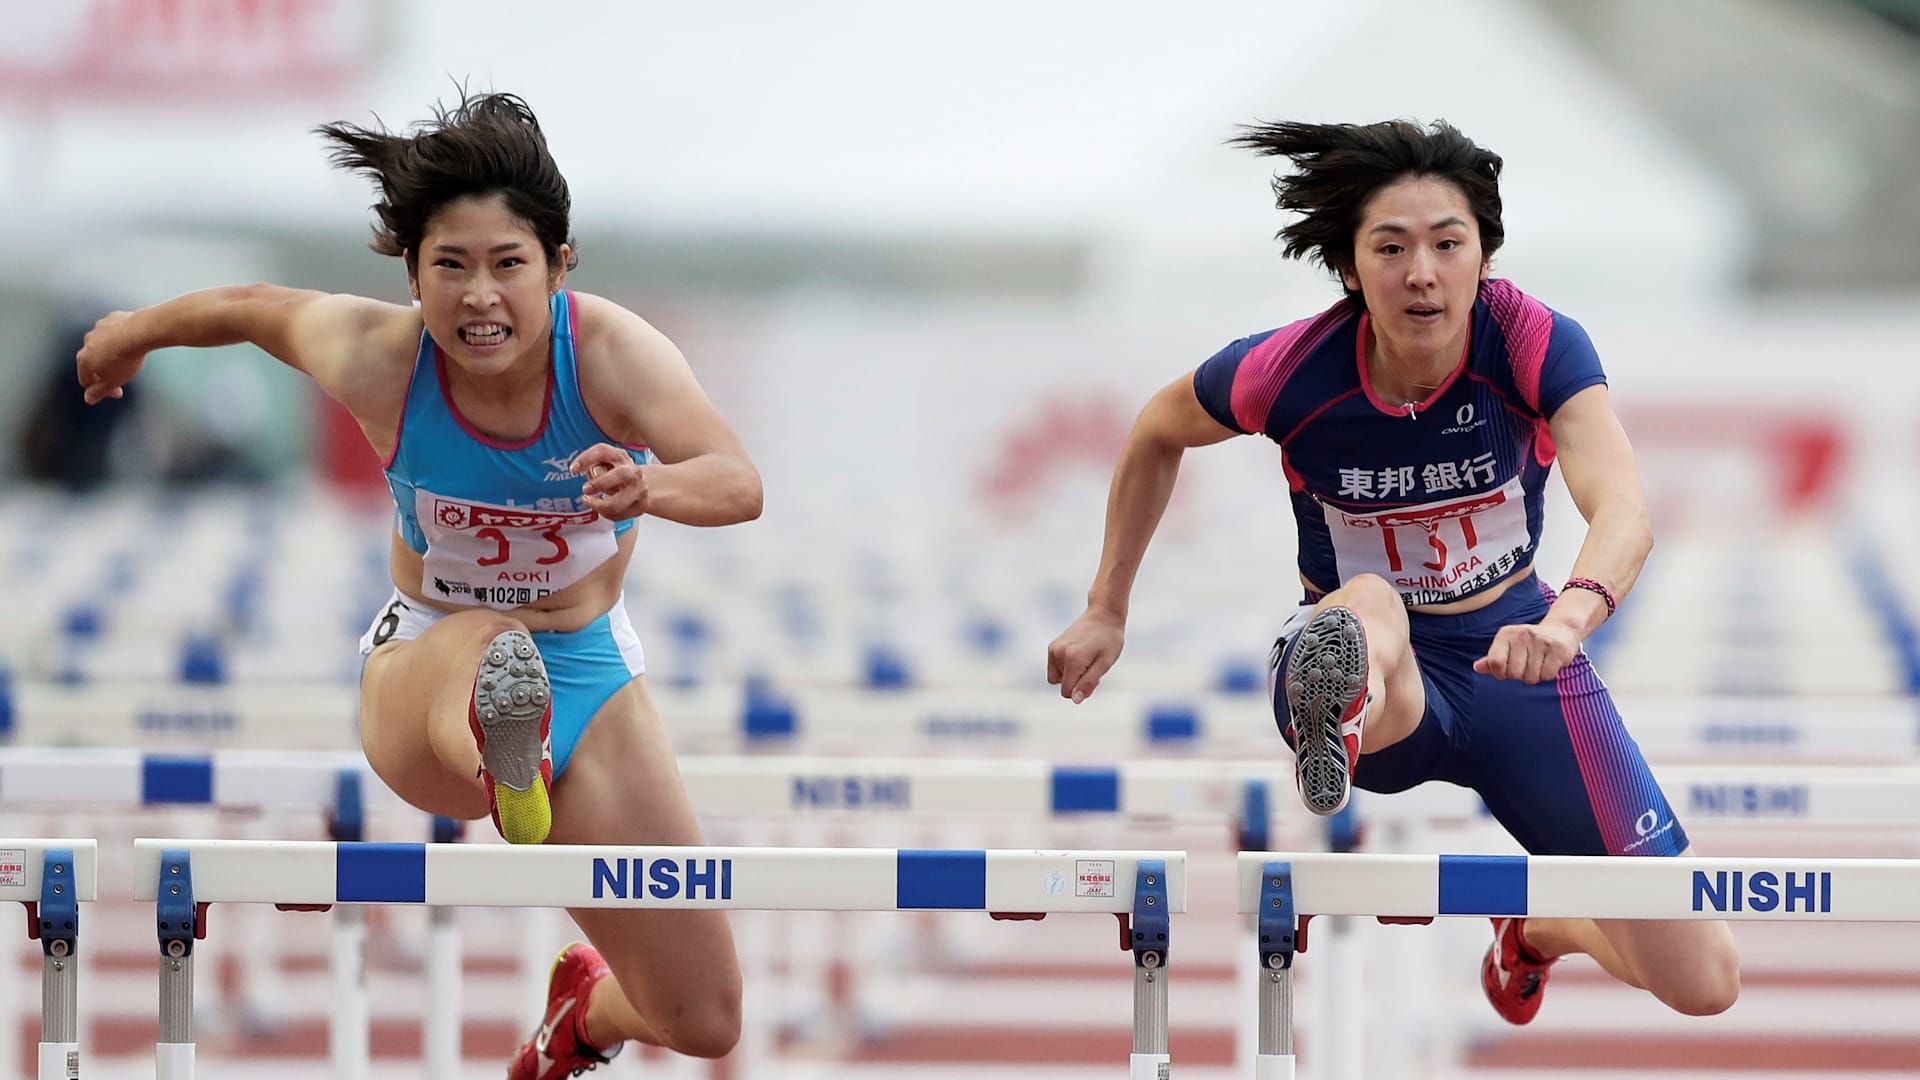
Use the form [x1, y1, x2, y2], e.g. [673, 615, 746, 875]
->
[1047, 120, 1739, 1024]
[76, 92, 755, 1078]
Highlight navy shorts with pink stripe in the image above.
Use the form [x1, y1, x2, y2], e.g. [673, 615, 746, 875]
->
[1273, 574, 1687, 858]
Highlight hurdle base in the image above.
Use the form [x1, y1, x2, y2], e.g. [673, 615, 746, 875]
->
[1254, 1052, 1296, 1079]
[37, 1042, 77, 1080]
[1128, 1051, 1171, 1079]
[156, 1041, 193, 1080]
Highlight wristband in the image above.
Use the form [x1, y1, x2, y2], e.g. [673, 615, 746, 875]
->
[1563, 577, 1616, 619]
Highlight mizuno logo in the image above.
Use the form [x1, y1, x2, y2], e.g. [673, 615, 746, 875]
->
[542, 453, 585, 482]
[534, 996, 576, 1075]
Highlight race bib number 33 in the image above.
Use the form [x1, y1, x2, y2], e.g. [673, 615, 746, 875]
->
[417, 490, 617, 610]
[1323, 477, 1530, 605]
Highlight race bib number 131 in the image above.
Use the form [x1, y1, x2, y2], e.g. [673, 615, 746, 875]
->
[1322, 477, 1530, 605]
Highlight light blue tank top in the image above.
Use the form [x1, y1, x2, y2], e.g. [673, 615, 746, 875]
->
[382, 291, 641, 610]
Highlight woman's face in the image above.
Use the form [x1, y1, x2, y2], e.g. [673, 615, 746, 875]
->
[1343, 176, 1489, 356]
[410, 193, 569, 378]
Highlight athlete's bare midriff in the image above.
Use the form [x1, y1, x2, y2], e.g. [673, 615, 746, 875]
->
[390, 525, 638, 632]
[1304, 559, 1535, 616]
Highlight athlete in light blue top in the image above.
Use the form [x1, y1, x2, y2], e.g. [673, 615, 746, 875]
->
[1047, 119, 1739, 1028]
[76, 91, 755, 1079]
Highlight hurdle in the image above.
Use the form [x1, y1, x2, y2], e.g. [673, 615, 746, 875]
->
[0, 840, 97, 1080]
[0, 750, 461, 1080]
[1237, 851, 1920, 1079]
[133, 839, 1184, 1079]
[681, 756, 1920, 827]
[27, 750, 1920, 1078]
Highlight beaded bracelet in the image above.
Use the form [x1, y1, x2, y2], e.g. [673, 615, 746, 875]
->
[1563, 577, 1617, 619]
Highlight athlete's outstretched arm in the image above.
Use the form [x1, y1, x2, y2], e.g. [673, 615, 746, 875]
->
[1476, 383, 1652, 682]
[1048, 372, 1236, 702]
[570, 293, 762, 527]
[75, 285, 418, 423]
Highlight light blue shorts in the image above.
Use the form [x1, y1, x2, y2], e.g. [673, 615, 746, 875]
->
[359, 591, 647, 778]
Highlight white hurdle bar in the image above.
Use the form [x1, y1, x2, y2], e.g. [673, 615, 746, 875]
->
[0, 748, 370, 807]
[26, 682, 1920, 760]
[12, 748, 1920, 829]
[0, 840, 98, 1080]
[681, 756, 1920, 827]
[134, 839, 1185, 1080]
[1236, 851, 1920, 1080]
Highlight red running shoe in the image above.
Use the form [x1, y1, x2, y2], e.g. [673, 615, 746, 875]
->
[470, 630, 554, 845]
[1282, 606, 1369, 815]
[1482, 917, 1557, 1025]
[508, 942, 619, 1079]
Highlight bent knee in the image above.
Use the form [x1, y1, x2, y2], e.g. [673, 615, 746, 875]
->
[1335, 573, 1399, 609]
[1328, 575, 1409, 635]
[660, 995, 742, 1059]
[444, 609, 530, 642]
[1650, 949, 1740, 1016]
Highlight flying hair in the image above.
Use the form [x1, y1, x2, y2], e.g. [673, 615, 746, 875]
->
[1228, 119, 1504, 303]
[315, 89, 579, 272]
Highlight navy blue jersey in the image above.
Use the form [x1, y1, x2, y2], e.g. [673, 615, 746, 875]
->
[1194, 280, 1605, 605]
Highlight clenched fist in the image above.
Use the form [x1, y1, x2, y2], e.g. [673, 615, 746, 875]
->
[1047, 607, 1126, 704]
[1473, 620, 1582, 684]
[571, 444, 650, 521]
[75, 311, 146, 405]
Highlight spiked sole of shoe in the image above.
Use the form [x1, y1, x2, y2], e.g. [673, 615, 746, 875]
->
[1284, 606, 1367, 816]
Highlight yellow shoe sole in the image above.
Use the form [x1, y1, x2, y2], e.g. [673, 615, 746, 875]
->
[493, 776, 552, 845]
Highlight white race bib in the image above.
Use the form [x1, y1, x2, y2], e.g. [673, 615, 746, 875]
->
[414, 488, 618, 610]
[1322, 477, 1531, 605]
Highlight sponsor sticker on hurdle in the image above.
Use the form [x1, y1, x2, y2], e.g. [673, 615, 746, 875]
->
[1075, 859, 1115, 898]
[0, 850, 25, 887]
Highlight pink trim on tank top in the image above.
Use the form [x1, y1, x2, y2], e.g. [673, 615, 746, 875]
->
[563, 291, 651, 455]
[379, 329, 430, 471]
[1228, 303, 1352, 434]
[379, 377, 409, 471]
[1465, 369, 1558, 467]
[1281, 454, 1306, 492]
[1481, 280, 1553, 412]
[1276, 387, 1364, 447]
[433, 339, 556, 450]
[1355, 311, 1470, 418]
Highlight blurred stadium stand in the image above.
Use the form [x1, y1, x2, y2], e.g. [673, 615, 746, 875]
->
[0, 2, 1916, 1077]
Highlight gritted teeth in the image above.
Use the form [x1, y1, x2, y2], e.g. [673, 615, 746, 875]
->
[459, 323, 511, 345]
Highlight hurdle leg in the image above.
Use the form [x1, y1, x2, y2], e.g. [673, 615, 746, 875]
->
[425, 816, 465, 1080]
[1128, 860, 1171, 1079]
[156, 850, 196, 1080]
[1255, 861, 1297, 1080]
[332, 905, 370, 1080]
[328, 768, 372, 1080]
[0, 923, 18, 1080]
[1323, 917, 1364, 1080]
[425, 904, 462, 1080]
[35, 850, 79, 1080]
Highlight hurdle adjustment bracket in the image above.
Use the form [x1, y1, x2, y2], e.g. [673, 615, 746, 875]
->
[156, 848, 198, 1079]
[1128, 859, 1170, 1078]
[1256, 860, 1297, 1070]
[35, 849, 80, 1079]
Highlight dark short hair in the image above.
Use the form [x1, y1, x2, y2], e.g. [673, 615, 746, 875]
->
[1229, 119, 1503, 305]
[316, 91, 578, 272]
